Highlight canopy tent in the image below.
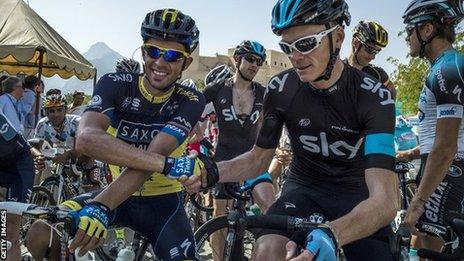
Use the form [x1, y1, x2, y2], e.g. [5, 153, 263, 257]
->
[0, 0, 96, 80]
[0, 0, 96, 126]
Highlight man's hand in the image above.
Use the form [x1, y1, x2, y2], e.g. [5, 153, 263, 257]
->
[68, 202, 110, 257]
[396, 150, 411, 162]
[405, 198, 426, 236]
[285, 228, 337, 261]
[276, 148, 292, 165]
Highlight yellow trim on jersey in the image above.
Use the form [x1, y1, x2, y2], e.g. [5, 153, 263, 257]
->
[107, 125, 185, 196]
[139, 76, 175, 104]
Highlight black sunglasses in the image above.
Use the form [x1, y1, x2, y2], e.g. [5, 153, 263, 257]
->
[142, 44, 189, 63]
[243, 54, 264, 66]
[362, 43, 381, 55]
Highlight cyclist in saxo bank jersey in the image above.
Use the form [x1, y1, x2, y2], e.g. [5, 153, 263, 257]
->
[39, 8, 209, 260]
[185, 0, 399, 260]
[402, 0, 464, 254]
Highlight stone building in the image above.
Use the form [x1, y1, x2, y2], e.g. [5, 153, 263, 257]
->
[182, 44, 291, 87]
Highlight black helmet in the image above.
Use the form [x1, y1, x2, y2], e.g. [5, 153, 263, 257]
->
[234, 40, 267, 60]
[403, 0, 464, 25]
[353, 20, 389, 49]
[115, 58, 141, 74]
[204, 64, 234, 85]
[141, 8, 200, 53]
[271, 0, 351, 35]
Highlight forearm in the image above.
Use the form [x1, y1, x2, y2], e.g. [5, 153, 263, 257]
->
[218, 148, 273, 182]
[406, 146, 421, 160]
[415, 147, 455, 201]
[330, 194, 397, 246]
[93, 168, 150, 210]
[330, 169, 399, 246]
[76, 129, 164, 172]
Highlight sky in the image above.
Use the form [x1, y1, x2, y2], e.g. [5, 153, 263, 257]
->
[27, 0, 413, 75]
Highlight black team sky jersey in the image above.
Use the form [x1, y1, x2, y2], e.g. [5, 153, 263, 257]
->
[203, 78, 265, 161]
[256, 64, 396, 185]
[86, 72, 205, 196]
[362, 64, 390, 86]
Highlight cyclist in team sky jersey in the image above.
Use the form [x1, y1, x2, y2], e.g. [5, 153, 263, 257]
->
[401, 0, 464, 254]
[345, 20, 397, 99]
[183, 0, 399, 260]
[202, 40, 276, 260]
[47, 9, 209, 260]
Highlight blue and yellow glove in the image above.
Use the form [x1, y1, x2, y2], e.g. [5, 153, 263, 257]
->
[69, 201, 110, 239]
[163, 154, 219, 190]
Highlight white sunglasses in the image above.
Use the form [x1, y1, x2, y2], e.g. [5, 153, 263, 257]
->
[279, 26, 338, 56]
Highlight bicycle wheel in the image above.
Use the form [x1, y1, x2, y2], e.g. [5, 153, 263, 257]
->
[194, 215, 255, 261]
[28, 185, 56, 206]
[40, 176, 67, 204]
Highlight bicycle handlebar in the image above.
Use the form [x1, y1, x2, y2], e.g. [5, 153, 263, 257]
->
[418, 211, 464, 260]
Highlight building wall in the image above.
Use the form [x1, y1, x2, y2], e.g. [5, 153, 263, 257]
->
[182, 45, 290, 86]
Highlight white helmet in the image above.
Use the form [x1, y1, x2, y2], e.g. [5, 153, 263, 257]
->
[181, 78, 197, 90]
[204, 64, 233, 86]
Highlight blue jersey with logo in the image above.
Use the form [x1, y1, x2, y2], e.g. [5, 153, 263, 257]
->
[86, 73, 205, 196]
[256, 64, 395, 185]
[418, 49, 464, 154]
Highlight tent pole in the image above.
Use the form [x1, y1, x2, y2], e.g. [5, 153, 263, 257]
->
[93, 69, 97, 88]
[34, 46, 45, 128]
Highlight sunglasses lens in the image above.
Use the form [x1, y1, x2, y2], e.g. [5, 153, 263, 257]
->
[279, 43, 292, 55]
[243, 55, 263, 66]
[163, 50, 185, 62]
[294, 37, 318, 53]
[145, 46, 162, 59]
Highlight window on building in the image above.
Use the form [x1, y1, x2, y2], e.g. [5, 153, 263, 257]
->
[274, 61, 277, 65]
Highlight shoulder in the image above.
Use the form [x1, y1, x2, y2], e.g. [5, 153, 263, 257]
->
[431, 50, 464, 89]
[96, 72, 139, 90]
[65, 114, 81, 123]
[344, 64, 395, 106]
[175, 83, 205, 104]
[252, 81, 266, 97]
[202, 79, 228, 102]
[36, 117, 50, 129]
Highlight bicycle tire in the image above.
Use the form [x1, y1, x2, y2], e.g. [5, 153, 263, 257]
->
[40, 176, 68, 204]
[28, 185, 57, 206]
[194, 215, 254, 261]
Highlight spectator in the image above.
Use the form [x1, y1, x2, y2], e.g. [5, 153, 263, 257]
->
[68, 91, 86, 115]
[0, 76, 25, 134]
[19, 75, 42, 138]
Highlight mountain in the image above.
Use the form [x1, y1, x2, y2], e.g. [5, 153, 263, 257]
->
[44, 42, 125, 95]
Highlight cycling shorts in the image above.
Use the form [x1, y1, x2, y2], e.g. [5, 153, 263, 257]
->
[259, 179, 394, 261]
[417, 154, 464, 238]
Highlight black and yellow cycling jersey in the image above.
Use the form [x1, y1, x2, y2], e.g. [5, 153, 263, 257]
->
[86, 73, 205, 196]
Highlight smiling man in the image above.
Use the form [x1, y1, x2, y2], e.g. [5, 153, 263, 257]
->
[60, 8, 206, 260]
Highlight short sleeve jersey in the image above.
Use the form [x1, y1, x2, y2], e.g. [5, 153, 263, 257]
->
[418, 49, 464, 154]
[86, 73, 205, 196]
[34, 114, 81, 149]
[203, 78, 265, 161]
[256, 64, 396, 185]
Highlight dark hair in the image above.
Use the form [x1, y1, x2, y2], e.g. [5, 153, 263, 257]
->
[23, 75, 40, 90]
[432, 20, 456, 43]
[46, 88, 61, 96]
[1, 76, 22, 94]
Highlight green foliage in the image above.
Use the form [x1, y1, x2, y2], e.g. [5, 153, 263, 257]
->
[195, 79, 205, 91]
[389, 29, 464, 116]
